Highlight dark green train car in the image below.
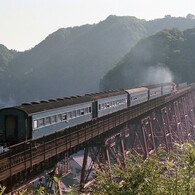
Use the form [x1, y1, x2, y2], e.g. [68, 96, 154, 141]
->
[0, 108, 31, 146]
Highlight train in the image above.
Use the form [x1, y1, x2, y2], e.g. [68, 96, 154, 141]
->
[0, 82, 175, 146]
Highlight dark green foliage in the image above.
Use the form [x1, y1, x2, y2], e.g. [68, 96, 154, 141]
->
[0, 44, 18, 71]
[1, 15, 195, 105]
[1, 16, 147, 104]
[100, 27, 195, 91]
[93, 143, 195, 195]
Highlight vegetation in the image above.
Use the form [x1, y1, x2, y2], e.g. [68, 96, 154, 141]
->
[92, 143, 195, 195]
[100, 27, 195, 91]
[1, 15, 195, 105]
[1, 143, 195, 194]
[0, 44, 17, 71]
[0, 185, 6, 195]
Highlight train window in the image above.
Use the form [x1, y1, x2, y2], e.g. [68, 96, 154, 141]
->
[38, 118, 44, 127]
[57, 114, 62, 122]
[89, 107, 92, 113]
[85, 107, 88, 114]
[68, 112, 72, 119]
[77, 110, 80, 116]
[80, 109, 84, 115]
[62, 113, 67, 121]
[45, 117, 51, 125]
[33, 120, 38, 129]
[72, 111, 76, 118]
[99, 104, 101, 110]
[51, 116, 56, 124]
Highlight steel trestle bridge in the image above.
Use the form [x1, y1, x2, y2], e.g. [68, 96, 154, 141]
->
[1, 85, 195, 193]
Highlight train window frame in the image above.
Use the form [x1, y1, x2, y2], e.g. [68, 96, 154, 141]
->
[85, 107, 88, 114]
[68, 112, 72, 119]
[89, 107, 92, 113]
[77, 110, 80, 116]
[80, 109, 84, 115]
[57, 114, 62, 122]
[38, 118, 44, 127]
[45, 117, 51, 125]
[72, 110, 76, 118]
[62, 113, 67, 121]
[51, 116, 56, 124]
[33, 120, 38, 129]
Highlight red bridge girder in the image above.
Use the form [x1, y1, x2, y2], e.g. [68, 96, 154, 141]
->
[79, 90, 195, 192]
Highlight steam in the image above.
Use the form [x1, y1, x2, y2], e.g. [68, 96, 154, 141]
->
[0, 96, 17, 108]
[140, 63, 174, 85]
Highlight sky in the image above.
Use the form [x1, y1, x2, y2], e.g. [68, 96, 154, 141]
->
[1, 0, 194, 51]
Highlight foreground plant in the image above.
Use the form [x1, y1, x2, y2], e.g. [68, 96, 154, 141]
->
[92, 143, 195, 195]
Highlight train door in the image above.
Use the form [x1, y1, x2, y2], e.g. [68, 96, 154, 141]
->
[92, 101, 98, 118]
[5, 115, 18, 145]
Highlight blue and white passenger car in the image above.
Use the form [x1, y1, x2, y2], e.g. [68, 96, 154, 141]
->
[125, 87, 148, 107]
[161, 83, 173, 96]
[88, 90, 128, 117]
[0, 96, 93, 143]
[0, 82, 176, 146]
[146, 85, 162, 100]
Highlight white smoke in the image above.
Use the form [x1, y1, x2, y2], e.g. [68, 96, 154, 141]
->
[140, 63, 174, 85]
[0, 96, 17, 108]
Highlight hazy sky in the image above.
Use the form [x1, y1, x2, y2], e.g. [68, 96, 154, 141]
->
[1, 0, 194, 51]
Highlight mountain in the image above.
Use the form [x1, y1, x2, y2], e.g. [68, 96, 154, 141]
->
[1, 15, 148, 104]
[0, 45, 18, 106]
[100, 27, 195, 91]
[2, 15, 195, 105]
[0, 44, 17, 72]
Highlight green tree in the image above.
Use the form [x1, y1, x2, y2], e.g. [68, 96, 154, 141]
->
[92, 143, 195, 195]
[0, 185, 6, 195]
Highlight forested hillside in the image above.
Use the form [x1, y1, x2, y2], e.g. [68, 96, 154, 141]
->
[100, 28, 195, 91]
[0, 44, 17, 71]
[1, 15, 195, 106]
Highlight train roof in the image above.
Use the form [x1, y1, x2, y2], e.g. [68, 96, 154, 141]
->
[143, 83, 173, 89]
[4, 95, 93, 115]
[125, 87, 148, 94]
[85, 90, 126, 99]
[143, 84, 163, 89]
[1, 90, 126, 115]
